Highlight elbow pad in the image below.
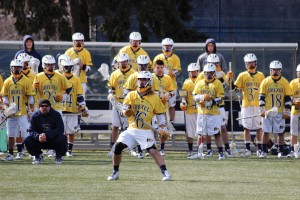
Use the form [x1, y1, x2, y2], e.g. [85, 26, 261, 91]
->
[259, 94, 265, 107]
[212, 97, 223, 105]
[284, 96, 292, 109]
[156, 114, 166, 126]
[77, 95, 85, 105]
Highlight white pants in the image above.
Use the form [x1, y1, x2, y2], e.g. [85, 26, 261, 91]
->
[262, 113, 285, 134]
[7, 115, 29, 138]
[186, 113, 197, 138]
[62, 115, 79, 134]
[241, 106, 262, 130]
[197, 114, 221, 136]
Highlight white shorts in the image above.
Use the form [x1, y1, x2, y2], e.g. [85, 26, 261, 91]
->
[218, 107, 227, 126]
[241, 106, 262, 130]
[117, 128, 156, 150]
[197, 114, 221, 136]
[62, 115, 79, 134]
[290, 114, 300, 136]
[186, 113, 197, 138]
[112, 108, 128, 129]
[262, 113, 285, 134]
[6, 115, 29, 138]
[81, 83, 87, 98]
[168, 89, 177, 107]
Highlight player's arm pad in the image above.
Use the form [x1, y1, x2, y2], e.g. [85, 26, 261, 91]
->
[156, 114, 166, 126]
[28, 96, 35, 105]
[284, 95, 291, 109]
[259, 94, 265, 107]
[77, 95, 85, 105]
[212, 97, 223, 106]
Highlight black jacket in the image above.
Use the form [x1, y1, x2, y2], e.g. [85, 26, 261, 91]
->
[29, 108, 64, 142]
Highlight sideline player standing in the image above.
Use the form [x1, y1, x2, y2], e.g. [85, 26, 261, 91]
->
[1, 59, 35, 161]
[65, 32, 93, 97]
[107, 71, 171, 181]
[153, 38, 181, 125]
[232, 53, 265, 156]
[193, 63, 225, 160]
[259, 61, 292, 158]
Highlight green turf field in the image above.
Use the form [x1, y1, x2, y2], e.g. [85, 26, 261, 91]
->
[1, 151, 300, 200]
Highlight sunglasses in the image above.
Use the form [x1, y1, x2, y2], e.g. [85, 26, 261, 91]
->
[40, 105, 49, 108]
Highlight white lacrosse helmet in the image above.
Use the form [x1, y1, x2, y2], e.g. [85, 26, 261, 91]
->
[42, 55, 56, 68]
[137, 71, 153, 92]
[244, 53, 257, 63]
[17, 53, 31, 63]
[61, 57, 74, 73]
[137, 55, 150, 65]
[187, 63, 199, 72]
[162, 38, 174, 52]
[296, 64, 300, 72]
[117, 53, 129, 62]
[129, 32, 142, 41]
[269, 60, 282, 69]
[203, 63, 216, 72]
[10, 59, 24, 74]
[72, 32, 85, 41]
[207, 54, 220, 64]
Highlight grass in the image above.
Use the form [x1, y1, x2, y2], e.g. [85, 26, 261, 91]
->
[1, 151, 300, 200]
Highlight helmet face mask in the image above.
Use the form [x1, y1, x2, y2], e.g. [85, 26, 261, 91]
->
[10, 59, 24, 74]
[269, 60, 282, 79]
[42, 55, 56, 74]
[137, 71, 152, 93]
[187, 63, 199, 78]
[72, 33, 84, 49]
[137, 55, 150, 72]
[203, 63, 216, 81]
[63, 65, 73, 73]
[162, 38, 174, 52]
[129, 32, 141, 47]
[244, 53, 257, 73]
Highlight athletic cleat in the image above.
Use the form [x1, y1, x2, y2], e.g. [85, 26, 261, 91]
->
[225, 149, 232, 158]
[160, 150, 165, 156]
[256, 150, 261, 157]
[0, 150, 4, 156]
[188, 153, 204, 160]
[29, 154, 34, 159]
[162, 170, 171, 181]
[55, 156, 63, 164]
[259, 151, 266, 158]
[187, 151, 193, 157]
[130, 150, 138, 157]
[2, 154, 14, 161]
[145, 152, 150, 157]
[47, 150, 56, 157]
[206, 150, 213, 158]
[287, 151, 295, 158]
[218, 152, 225, 160]
[138, 152, 144, 159]
[278, 152, 284, 159]
[15, 152, 24, 160]
[107, 170, 119, 180]
[66, 151, 73, 157]
[244, 150, 251, 157]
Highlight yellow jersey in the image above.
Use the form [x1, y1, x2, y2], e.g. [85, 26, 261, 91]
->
[123, 72, 139, 91]
[0, 75, 3, 91]
[193, 78, 224, 115]
[34, 72, 72, 111]
[1, 75, 35, 116]
[63, 75, 83, 113]
[259, 76, 292, 113]
[108, 68, 135, 102]
[65, 47, 93, 83]
[152, 74, 175, 92]
[290, 78, 300, 115]
[22, 70, 35, 83]
[153, 53, 181, 89]
[117, 46, 152, 71]
[124, 91, 166, 130]
[182, 77, 197, 114]
[234, 71, 265, 107]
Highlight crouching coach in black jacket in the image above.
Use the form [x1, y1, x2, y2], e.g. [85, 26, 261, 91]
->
[25, 99, 67, 164]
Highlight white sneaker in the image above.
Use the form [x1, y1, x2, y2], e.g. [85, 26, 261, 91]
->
[187, 151, 193, 157]
[130, 150, 138, 157]
[162, 170, 171, 181]
[225, 150, 232, 158]
[145, 152, 150, 156]
[278, 152, 284, 159]
[160, 150, 165, 156]
[32, 154, 44, 165]
[188, 153, 204, 160]
[244, 150, 251, 157]
[218, 152, 225, 160]
[206, 150, 213, 158]
[256, 150, 261, 157]
[15, 152, 24, 160]
[47, 150, 56, 157]
[259, 151, 266, 158]
[107, 170, 119, 180]
[138, 152, 144, 159]
[287, 151, 295, 158]
[66, 151, 73, 157]
[2, 154, 14, 161]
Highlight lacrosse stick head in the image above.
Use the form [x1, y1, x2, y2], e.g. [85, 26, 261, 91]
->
[28, 58, 40, 75]
[230, 142, 239, 157]
[179, 90, 187, 97]
[4, 102, 17, 117]
[73, 64, 80, 77]
[98, 63, 110, 81]
[265, 107, 278, 118]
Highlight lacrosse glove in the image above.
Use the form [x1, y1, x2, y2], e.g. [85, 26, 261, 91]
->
[158, 126, 169, 140]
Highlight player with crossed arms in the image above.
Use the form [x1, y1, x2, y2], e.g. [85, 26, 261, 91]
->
[107, 71, 171, 181]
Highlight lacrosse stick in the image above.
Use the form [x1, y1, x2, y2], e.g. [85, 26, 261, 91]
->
[28, 58, 40, 76]
[236, 107, 278, 120]
[72, 58, 81, 77]
[228, 62, 239, 156]
[197, 106, 205, 159]
[179, 90, 188, 133]
[98, 63, 110, 81]
[0, 103, 17, 126]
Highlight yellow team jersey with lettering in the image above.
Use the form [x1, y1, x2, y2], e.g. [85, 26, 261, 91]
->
[152, 74, 175, 108]
[153, 53, 181, 89]
[63, 75, 83, 113]
[123, 72, 139, 91]
[0, 75, 3, 90]
[65, 47, 93, 83]
[259, 76, 292, 113]
[23, 70, 35, 83]
[290, 78, 300, 115]
[117, 46, 152, 71]
[124, 91, 166, 130]
[193, 79, 224, 115]
[234, 71, 265, 107]
[1, 75, 35, 116]
[108, 68, 135, 103]
[34, 72, 72, 111]
[182, 78, 197, 114]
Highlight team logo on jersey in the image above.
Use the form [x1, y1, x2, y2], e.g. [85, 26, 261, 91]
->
[42, 123, 51, 132]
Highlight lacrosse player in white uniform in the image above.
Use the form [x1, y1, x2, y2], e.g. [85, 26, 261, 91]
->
[193, 63, 225, 160]
[259, 61, 292, 158]
[288, 64, 300, 158]
[1, 59, 35, 161]
[179, 63, 199, 157]
[107, 71, 171, 181]
[107, 53, 135, 157]
[232, 53, 265, 157]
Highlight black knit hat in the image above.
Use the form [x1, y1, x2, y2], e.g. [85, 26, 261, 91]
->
[38, 99, 51, 107]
